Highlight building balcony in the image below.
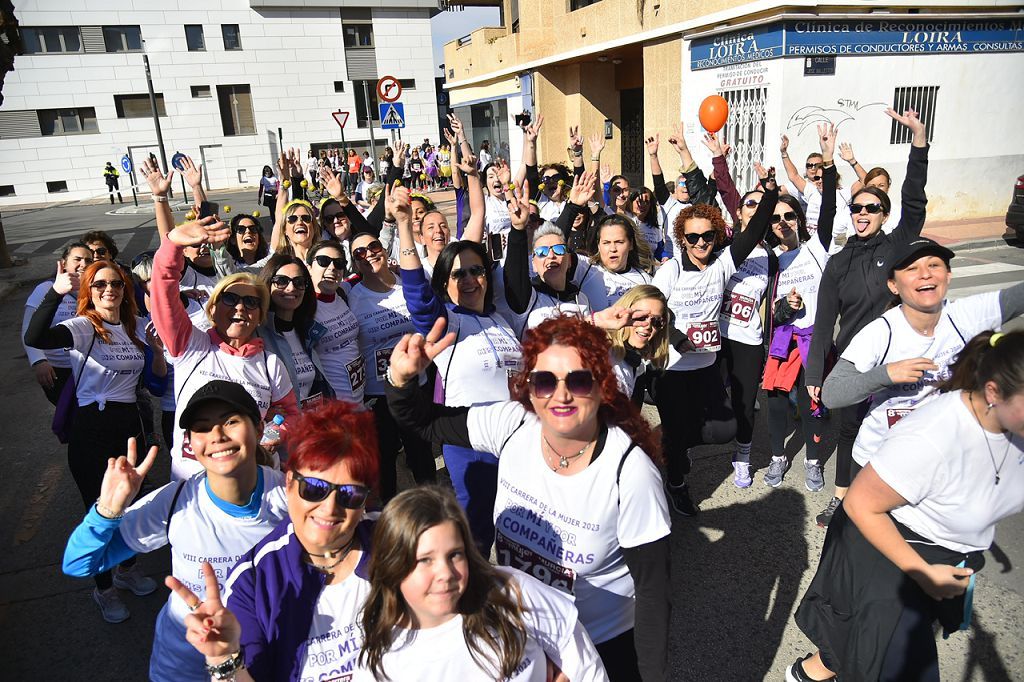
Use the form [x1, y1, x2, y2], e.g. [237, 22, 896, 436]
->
[443, 26, 518, 83]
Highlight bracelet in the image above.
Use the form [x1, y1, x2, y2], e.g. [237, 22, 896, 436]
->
[847, 159, 859, 166]
[590, 158, 600, 162]
[823, 161, 835, 169]
[152, 195, 168, 203]
[572, 149, 583, 157]
[780, 153, 789, 159]
[400, 247, 417, 256]
[96, 501, 124, 520]
[206, 650, 245, 681]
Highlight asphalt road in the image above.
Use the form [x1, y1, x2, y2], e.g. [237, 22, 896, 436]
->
[0, 195, 1022, 680]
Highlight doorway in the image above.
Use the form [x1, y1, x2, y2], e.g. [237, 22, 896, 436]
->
[619, 88, 644, 188]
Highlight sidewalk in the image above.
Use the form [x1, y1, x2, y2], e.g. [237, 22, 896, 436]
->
[922, 215, 1018, 248]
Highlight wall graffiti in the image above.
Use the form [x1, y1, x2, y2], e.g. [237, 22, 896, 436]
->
[785, 100, 888, 134]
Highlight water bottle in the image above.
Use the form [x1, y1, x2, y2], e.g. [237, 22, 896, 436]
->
[260, 414, 285, 446]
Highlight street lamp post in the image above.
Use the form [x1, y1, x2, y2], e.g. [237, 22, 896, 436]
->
[142, 48, 170, 193]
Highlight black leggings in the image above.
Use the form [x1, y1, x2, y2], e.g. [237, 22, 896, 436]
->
[69, 402, 142, 590]
[835, 402, 869, 489]
[720, 338, 764, 445]
[594, 628, 641, 682]
[766, 366, 822, 461]
[654, 364, 736, 486]
[370, 394, 436, 502]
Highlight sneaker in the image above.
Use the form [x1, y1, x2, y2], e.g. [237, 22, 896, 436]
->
[786, 653, 835, 681]
[664, 481, 700, 517]
[816, 496, 842, 528]
[113, 564, 158, 596]
[93, 587, 130, 624]
[804, 461, 825, 492]
[732, 461, 752, 488]
[764, 457, 789, 488]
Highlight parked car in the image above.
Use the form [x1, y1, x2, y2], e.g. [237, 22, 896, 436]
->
[1007, 173, 1024, 240]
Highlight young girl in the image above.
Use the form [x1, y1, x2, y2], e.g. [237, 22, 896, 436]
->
[607, 285, 670, 404]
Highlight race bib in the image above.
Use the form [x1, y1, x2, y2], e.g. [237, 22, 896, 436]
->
[374, 349, 392, 381]
[182, 431, 196, 460]
[495, 531, 576, 594]
[347, 356, 366, 390]
[722, 291, 757, 324]
[886, 408, 913, 428]
[686, 320, 721, 352]
[300, 392, 324, 411]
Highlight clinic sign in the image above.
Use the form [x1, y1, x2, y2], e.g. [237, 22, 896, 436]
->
[690, 19, 1023, 69]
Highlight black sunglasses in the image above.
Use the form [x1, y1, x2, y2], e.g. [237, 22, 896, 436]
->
[683, 230, 717, 246]
[313, 254, 346, 270]
[450, 264, 487, 280]
[287, 214, 313, 224]
[234, 223, 261, 234]
[352, 242, 384, 260]
[90, 246, 110, 257]
[849, 202, 884, 215]
[644, 315, 665, 330]
[533, 244, 567, 258]
[293, 471, 370, 508]
[742, 198, 760, 208]
[806, 162, 823, 170]
[323, 211, 347, 223]
[218, 291, 261, 310]
[528, 370, 595, 399]
[90, 279, 125, 291]
[770, 212, 798, 225]
[270, 275, 308, 290]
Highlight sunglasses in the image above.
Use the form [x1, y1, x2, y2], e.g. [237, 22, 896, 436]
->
[742, 198, 760, 208]
[270, 275, 308, 290]
[352, 241, 384, 261]
[805, 162, 823, 170]
[683, 230, 717, 246]
[810, 175, 822, 183]
[293, 471, 370, 508]
[286, 214, 313, 224]
[770, 212, 798, 225]
[451, 264, 487, 280]
[533, 244, 567, 258]
[541, 175, 563, 186]
[90, 279, 125, 291]
[219, 291, 261, 310]
[90, 247, 109, 257]
[234, 223, 261, 234]
[644, 315, 665, 330]
[528, 370, 595, 399]
[849, 202, 885, 215]
[313, 254, 346, 270]
[323, 211, 346, 223]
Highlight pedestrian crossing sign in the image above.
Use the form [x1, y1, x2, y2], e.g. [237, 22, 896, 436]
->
[379, 102, 406, 130]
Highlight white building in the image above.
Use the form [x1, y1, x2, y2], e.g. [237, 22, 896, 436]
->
[0, 0, 441, 206]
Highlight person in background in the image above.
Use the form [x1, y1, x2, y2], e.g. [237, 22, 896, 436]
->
[82, 230, 119, 264]
[258, 165, 280, 224]
[103, 161, 123, 204]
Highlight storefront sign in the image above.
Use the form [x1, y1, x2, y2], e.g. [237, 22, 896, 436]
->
[690, 25, 784, 70]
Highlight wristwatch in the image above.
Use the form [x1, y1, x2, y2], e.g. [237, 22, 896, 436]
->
[206, 649, 245, 680]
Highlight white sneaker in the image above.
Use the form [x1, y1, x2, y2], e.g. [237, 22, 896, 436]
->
[93, 587, 130, 623]
[113, 564, 158, 596]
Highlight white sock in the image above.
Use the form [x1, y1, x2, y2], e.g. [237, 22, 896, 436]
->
[772, 455, 786, 462]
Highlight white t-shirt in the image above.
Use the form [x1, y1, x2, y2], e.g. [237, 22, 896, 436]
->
[119, 467, 288, 681]
[842, 292, 1002, 466]
[435, 310, 522, 407]
[351, 566, 607, 682]
[719, 244, 770, 346]
[282, 329, 316, 400]
[348, 282, 417, 396]
[24, 281, 78, 368]
[660, 198, 688, 257]
[312, 295, 365, 403]
[653, 249, 737, 371]
[159, 299, 211, 413]
[634, 218, 663, 256]
[800, 183, 853, 255]
[178, 263, 218, 297]
[60, 316, 147, 408]
[467, 402, 671, 644]
[773, 238, 829, 330]
[509, 289, 591, 340]
[298, 567, 371, 682]
[484, 195, 512, 240]
[611, 351, 646, 398]
[537, 195, 566, 222]
[574, 261, 652, 313]
[873, 391, 1024, 553]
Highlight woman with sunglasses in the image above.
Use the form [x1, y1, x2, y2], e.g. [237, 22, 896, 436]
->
[168, 400, 378, 682]
[226, 213, 270, 267]
[25, 259, 166, 624]
[607, 285, 670, 404]
[64, 382, 289, 681]
[779, 135, 854, 251]
[574, 215, 653, 313]
[804, 108, 930, 528]
[82, 230, 119, 263]
[386, 314, 671, 682]
[652, 167, 778, 517]
[626, 187, 666, 264]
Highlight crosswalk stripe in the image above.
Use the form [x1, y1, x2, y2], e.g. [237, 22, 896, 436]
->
[13, 242, 45, 255]
[952, 262, 1024, 278]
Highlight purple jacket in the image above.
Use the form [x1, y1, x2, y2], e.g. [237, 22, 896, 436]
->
[224, 517, 374, 681]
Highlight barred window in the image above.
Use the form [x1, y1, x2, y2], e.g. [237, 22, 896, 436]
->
[890, 86, 938, 144]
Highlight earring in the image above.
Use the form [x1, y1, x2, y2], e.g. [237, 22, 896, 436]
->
[987, 402, 996, 412]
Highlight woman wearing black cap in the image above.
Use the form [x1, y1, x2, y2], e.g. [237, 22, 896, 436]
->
[62, 380, 288, 682]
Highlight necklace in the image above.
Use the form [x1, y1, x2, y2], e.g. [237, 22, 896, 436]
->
[305, 534, 357, 574]
[968, 392, 1012, 485]
[542, 435, 592, 471]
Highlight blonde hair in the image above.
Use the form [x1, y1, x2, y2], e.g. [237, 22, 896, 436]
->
[275, 200, 317, 253]
[607, 285, 670, 370]
[204, 273, 270, 327]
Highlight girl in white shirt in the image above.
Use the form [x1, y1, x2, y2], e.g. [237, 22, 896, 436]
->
[607, 285, 670, 403]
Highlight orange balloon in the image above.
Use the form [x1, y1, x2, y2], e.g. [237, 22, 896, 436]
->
[699, 95, 729, 133]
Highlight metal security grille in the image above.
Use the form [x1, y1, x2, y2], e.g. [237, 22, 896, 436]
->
[80, 26, 105, 53]
[0, 110, 42, 139]
[891, 86, 938, 144]
[720, 87, 768, 195]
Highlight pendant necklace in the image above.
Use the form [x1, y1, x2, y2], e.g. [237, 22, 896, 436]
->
[969, 392, 1012, 485]
[306, 534, 357, 574]
[542, 435, 591, 471]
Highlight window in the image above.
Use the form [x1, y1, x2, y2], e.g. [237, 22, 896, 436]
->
[334, 81, 346, 93]
[46, 181, 69, 193]
[185, 24, 205, 51]
[114, 94, 167, 118]
[343, 24, 373, 48]
[0, 185, 15, 197]
[570, 0, 602, 9]
[399, 79, 415, 90]
[217, 84, 256, 136]
[103, 26, 142, 52]
[22, 27, 82, 54]
[222, 24, 242, 50]
[191, 85, 212, 98]
[890, 86, 938, 144]
[38, 108, 98, 136]
[353, 80, 380, 128]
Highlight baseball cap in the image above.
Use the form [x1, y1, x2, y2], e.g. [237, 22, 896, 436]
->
[179, 380, 262, 430]
[889, 238, 955, 275]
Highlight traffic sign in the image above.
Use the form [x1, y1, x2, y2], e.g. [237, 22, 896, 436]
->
[376, 75, 402, 103]
[379, 103, 405, 130]
[171, 151, 187, 171]
[332, 110, 350, 129]
[120, 155, 132, 174]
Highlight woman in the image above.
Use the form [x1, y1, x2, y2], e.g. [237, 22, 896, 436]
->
[273, 199, 319, 261]
[607, 285, 670, 404]
[25, 259, 165, 623]
[652, 168, 778, 516]
[628, 187, 666, 262]
[23, 242, 93, 405]
[438, 143, 452, 188]
[167, 401, 378, 682]
[356, 486, 608, 681]
[257, 165, 279, 224]
[306, 149, 319, 192]
[355, 166, 376, 210]
[347, 149, 362, 193]
[574, 215, 653, 312]
[779, 135, 853, 251]
[789, 330, 1024, 682]
[226, 213, 270, 268]
[149, 190, 298, 480]
[804, 108, 930, 528]
[407, 149, 425, 191]
[536, 163, 570, 222]
[347, 231, 436, 500]
[386, 314, 672, 682]
[82, 230, 119, 263]
[63, 382, 289, 681]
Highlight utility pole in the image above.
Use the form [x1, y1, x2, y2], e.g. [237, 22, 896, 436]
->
[362, 81, 378, 163]
[142, 47, 170, 193]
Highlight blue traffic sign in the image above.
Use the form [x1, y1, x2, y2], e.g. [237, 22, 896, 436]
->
[120, 155, 132, 174]
[171, 152, 188, 171]
[379, 102, 406, 130]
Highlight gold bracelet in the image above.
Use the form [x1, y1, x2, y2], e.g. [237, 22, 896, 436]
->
[152, 195, 168, 203]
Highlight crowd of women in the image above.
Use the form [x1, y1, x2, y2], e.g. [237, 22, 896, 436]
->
[21, 106, 1024, 682]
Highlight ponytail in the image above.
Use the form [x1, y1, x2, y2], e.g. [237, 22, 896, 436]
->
[940, 330, 1024, 398]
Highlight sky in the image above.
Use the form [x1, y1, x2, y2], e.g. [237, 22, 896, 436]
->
[430, 7, 502, 72]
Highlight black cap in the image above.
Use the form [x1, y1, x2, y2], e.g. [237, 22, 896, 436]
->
[889, 238, 955, 275]
[179, 380, 262, 430]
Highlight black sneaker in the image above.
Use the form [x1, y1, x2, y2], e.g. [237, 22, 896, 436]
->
[785, 653, 835, 681]
[665, 481, 700, 517]
[816, 496, 842, 528]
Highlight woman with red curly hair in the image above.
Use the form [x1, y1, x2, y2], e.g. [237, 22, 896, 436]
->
[652, 168, 778, 516]
[385, 314, 671, 682]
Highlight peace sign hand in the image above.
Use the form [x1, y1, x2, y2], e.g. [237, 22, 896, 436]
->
[53, 260, 79, 296]
[388, 318, 457, 388]
[97, 437, 159, 517]
[166, 562, 242, 661]
[505, 179, 531, 231]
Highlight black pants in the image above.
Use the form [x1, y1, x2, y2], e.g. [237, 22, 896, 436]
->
[766, 366, 822, 461]
[594, 629, 641, 682]
[41, 365, 73, 407]
[370, 394, 436, 502]
[68, 402, 142, 589]
[835, 401, 869, 488]
[654, 364, 736, 486]
[720, 338, 764, 445]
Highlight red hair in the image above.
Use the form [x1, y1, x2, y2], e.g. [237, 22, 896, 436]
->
[510, 315, 661, 464]
[76, 260, 143, 350]
[284, 401, 380, 491]
[673, 203, 728, 250]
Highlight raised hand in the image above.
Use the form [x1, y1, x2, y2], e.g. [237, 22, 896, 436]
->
[97, 437, 158, 517]
[524, 114, 544, 143]
[587, 132, 605, 158]
[168, 216, 230, 248]
[447, 112, 465, 140]
[145, 321, 165, 353]
[395, 141, 409, 166]
[494, 158, 511, 185]
[839, 142, 857, 164]
[886, 357, 938, 385]
[568, 125, 583, 152]
[701, 132, 725, 157]
[644, 134, 660, 156]
[141, 157, 174, 197]
[442, 127, 457, 147]
[599, 163, 613, 185]
[389, 183, 412, 219]
[753, 162, 771, 181]
[288, 147, 304, 176]
[505, 179, 531, 231]
[180, 156, 203, 189]
[166, 562, 243, 660]
[780, 134, 790, 154]
[276, 150, 289, 179]
[388, 318, 457, 387]
[668, 123, 689, 152]
[568, 170, 597, 207]
[319, 165, 346, 201]
[885, 108, 927, 146]
[53, 259, 79, 296]
[721, 142, 733, 157]
[817, 122, 837, 159]
[455, 150, 478, 175]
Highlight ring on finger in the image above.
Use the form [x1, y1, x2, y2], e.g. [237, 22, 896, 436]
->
[188, 599, 202, 612]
